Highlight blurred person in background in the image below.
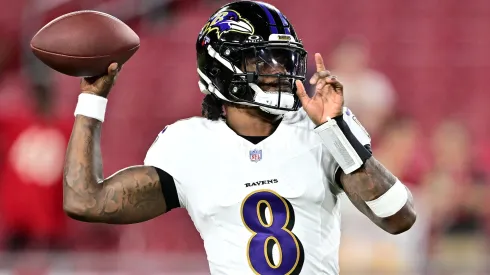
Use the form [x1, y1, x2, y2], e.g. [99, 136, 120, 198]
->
[374, 116, 429, 186]
[0, 82, 70, 251]
[420, 119, 490, 274]
[339, 116, 430, 275]
[326, 36, 396, 139]
[61, 1, 416, 274]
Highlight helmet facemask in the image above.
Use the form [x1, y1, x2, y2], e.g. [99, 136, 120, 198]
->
[200, 39, 307, 116]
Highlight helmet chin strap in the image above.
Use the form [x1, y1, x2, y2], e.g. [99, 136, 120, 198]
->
[260, 105, 290, 116]
[249, 83, 294, 115]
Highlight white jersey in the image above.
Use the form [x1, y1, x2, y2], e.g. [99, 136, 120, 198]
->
[144, 108, 343, 275]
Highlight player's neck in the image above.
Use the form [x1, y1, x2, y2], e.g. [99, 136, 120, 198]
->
[225, 106, 278, 137]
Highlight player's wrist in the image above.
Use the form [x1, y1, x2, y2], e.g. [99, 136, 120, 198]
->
[314, 110, 372, 174]
[74, 93, 108, 122]
[80, 90, 110, 99]
[328, 115, 372, 161]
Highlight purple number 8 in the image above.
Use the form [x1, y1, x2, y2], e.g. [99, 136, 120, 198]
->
[241, 189, 304, 274]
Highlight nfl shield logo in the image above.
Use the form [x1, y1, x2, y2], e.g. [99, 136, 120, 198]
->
[249, 149, 262, 162]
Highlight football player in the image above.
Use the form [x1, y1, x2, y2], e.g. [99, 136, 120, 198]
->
[63, 1, 416, 274]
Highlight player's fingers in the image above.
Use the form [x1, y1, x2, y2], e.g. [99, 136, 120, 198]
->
[309, 70, 331, 84]
[315, 53, 326, 72]
[83, 76, 98, 85]
[324, 75, 338, 84]
[316, 78, 328, 91]
[295, 80, 310, 105]
[327, 76, 343, 92]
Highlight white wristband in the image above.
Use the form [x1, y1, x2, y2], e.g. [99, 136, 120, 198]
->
[365, 180, 408, 218]
[74, 93, 108, 122]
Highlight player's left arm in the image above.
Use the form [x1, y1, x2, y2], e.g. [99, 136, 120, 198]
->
[338, 158, 416, 234]
[296, 53, 416, 235]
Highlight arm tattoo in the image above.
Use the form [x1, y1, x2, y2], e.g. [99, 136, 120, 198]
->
[339, 157, 416, 234]
[340, 157, 397, 202]
[63, 116, 166, 224]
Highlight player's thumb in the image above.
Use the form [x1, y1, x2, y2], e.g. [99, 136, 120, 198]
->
[107, 63, 119, 78]
[92, 63, 119, 97]
[295, 80, 309, 105]
[102, 63, 119, 86]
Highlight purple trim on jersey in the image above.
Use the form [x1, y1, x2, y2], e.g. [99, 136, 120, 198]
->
[257, 2, 278, 34]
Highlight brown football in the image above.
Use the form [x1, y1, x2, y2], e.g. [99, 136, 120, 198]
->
[30, 10, 140, 77]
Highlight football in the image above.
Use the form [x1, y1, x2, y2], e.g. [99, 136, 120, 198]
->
[30, 10, 140, 77]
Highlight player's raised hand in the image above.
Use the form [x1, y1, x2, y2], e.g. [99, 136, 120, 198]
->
[296, 53, 344, 125]
[80, 63, 120, 98]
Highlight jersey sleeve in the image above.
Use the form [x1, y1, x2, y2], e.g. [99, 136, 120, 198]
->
[285, 108, 344, 194]
[322, 147, 343, 195]
[144, 124, 188, 208]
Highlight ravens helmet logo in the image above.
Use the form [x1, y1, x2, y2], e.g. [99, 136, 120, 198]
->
[199, 10, 254, 39]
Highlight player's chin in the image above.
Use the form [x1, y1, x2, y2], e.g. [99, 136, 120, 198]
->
[254, 108, 282, 123]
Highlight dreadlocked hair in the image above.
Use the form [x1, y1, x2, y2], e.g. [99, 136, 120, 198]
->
[202, 94, 225, 120]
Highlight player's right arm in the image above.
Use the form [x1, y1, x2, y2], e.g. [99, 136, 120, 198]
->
[63, 63, 174, 224]
[63, 116, 168, 224]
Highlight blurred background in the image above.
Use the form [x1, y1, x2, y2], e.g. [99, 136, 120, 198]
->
[1, 0, 490, 274]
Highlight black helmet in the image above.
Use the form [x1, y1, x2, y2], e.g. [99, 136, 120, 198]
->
[196, 1, 307, 115]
